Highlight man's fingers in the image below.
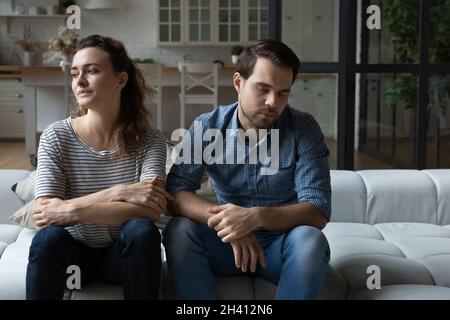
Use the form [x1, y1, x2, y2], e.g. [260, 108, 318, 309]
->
[248, 244, 258, 273]
[241, 245, 249, 273]
[231, 243, 241, 269]
[257, 243, 266, 268]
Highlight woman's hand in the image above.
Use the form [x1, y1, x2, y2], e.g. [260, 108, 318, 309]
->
[113, 178, 175, 215]
[32, 198, 78, 229]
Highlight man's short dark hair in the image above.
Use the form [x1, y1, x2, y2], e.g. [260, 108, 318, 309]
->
[235, 39, 301, 84]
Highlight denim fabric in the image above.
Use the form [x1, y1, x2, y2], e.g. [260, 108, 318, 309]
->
[163, 217, 331, 300]
[26, 218, 161, 300]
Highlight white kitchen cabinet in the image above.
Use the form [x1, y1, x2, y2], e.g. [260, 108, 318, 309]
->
[247, 0, 268, 42]
[187, 0, 213, 43]
[157, 0, 268, 45]
[0, 78, 25, 138]
[158, 0, 183, 44]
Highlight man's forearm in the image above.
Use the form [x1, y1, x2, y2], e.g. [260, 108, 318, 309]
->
[256, 202, 328, 232]
[168, 191, 216, 224]
[73, 201, 159, 225]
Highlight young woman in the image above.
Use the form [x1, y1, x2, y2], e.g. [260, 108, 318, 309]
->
[26, 35, 173, 300]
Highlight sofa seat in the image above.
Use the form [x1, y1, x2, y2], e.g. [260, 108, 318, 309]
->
[354, 285, 450, 300]
[322, 222, 450, 298]
[0, 225, 34, 299]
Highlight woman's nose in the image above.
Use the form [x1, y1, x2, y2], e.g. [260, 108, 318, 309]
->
[77, 73, 88, 86]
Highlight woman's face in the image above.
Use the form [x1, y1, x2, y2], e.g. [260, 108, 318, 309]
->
[71, 47, 127, 109]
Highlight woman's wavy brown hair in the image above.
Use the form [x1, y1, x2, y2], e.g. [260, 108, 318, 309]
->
[75, 34, 151, 157]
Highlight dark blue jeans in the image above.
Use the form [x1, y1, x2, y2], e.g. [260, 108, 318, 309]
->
[163, 217, 330, 300]
[26, 218, 161, 300]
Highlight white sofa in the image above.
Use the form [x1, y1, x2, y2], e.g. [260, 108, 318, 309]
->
[1, 168, 450, 300]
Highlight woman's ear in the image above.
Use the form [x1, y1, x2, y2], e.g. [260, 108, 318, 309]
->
[117, 72, 128, 89]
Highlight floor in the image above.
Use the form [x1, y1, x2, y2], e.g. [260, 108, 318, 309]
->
[0, 140, 35, 171]
[0, 139, 394, 171]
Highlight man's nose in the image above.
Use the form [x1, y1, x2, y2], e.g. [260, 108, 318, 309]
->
[265, 92, 276, 108]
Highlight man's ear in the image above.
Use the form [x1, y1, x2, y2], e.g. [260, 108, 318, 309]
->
[233, 72, 242, 94]
[117, 72, 128, 89]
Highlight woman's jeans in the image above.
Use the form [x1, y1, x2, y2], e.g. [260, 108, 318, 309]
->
[26, 218, 161, 300]
[163, 216, 330, 300]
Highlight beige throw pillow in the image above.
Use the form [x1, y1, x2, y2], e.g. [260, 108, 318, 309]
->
[13, 170, 36, 202]
[9, 199, 38, 230]
[9, 171, 37, 229]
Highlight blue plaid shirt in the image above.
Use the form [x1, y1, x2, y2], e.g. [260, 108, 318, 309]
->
[167, 103, 331, 220]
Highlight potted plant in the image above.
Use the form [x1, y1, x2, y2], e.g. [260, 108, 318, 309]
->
[44, 25, 79, 69]
[231, 45, 244, 64]
[133, 58, 156, 73]
[13, 24, 42, 66]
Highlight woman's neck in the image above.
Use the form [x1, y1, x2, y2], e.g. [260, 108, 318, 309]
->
[73, 108, 120, 151]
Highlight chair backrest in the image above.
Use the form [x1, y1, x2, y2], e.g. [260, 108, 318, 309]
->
[178, 63, 220, 128]
[138, 63, 163, 130]
[178, 62, 220, 95]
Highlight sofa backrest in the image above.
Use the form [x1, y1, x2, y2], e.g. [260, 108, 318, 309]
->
[330, 169, 450, 225]
[0, 170, 30, 225]
[1, 169, 449, 226]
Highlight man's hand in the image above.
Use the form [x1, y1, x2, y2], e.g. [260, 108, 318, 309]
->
[230, 233, 266, 273]
[113, 178, 175, 215]
[207, 204, 262, 242]
[32, 198, 77, 229]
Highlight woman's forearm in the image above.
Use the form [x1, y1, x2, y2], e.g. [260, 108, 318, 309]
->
[66, 185, 121, 206]
[73, 201, 160, 225]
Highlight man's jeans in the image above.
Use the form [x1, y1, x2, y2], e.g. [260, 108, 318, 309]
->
[26, 218, 161, 300]
[163, 217, 330, 300]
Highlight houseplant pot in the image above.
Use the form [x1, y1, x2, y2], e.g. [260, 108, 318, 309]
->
[231, 45, 244, 64]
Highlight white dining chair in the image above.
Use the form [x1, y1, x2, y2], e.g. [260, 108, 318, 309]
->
[178, 62, 220, 129]
[138, 62, 163, 130]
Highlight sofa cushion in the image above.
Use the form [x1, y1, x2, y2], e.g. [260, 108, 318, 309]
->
[0, 224, 23, 245]
[358, 170, 438, 224]
[391, 237, 450, 260]
[374, 223, 450, 242]
[419, 255, 450, 287]
[354, 284, 450, 300]
[332, 254, 435, 298]
[423, 170, 450, 225]
[330, 171, 366, 223]
[0, 228, 35, 300]
[323, 222, 384, 240]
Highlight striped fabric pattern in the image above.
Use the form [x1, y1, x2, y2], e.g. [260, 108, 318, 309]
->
[35, 118, 167, 248]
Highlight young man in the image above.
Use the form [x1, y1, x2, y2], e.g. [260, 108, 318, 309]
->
[164, 39, 331, 300]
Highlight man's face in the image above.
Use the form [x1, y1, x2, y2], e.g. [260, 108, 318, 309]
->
[234, 57, 293, 130]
